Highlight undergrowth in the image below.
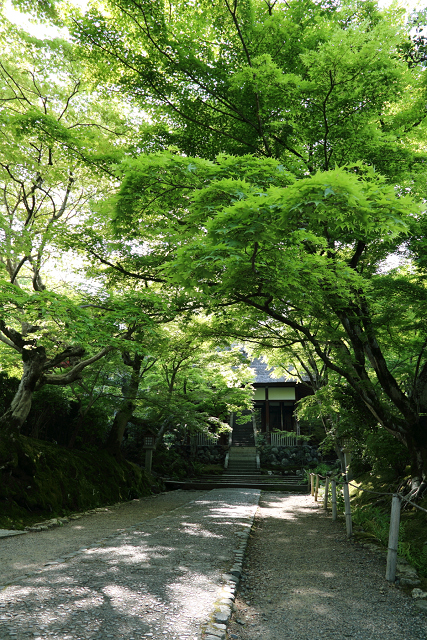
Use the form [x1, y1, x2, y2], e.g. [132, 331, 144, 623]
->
[0, 434, 160, 530]
[350, 473, 427, 579]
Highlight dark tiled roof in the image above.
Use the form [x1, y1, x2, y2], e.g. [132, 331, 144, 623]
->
[250, 357, 296, 384]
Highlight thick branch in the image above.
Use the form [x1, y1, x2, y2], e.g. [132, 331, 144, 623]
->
[42, 346, 114, 385]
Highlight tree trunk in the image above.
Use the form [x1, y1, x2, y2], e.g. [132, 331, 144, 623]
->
[154, 417, 172, 450]
[104, 354, 142, 459]
[104, 400, 135, 460]
[0, 347, 46, 434]
[403, 417, 427, 498]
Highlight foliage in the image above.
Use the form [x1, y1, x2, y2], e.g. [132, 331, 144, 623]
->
[107, 146, 427, 486]
[19, 381, 112, 449]
[122, 322, 253, 446]
[0, 433, 158, 529]
[69, 0, 427, 185]
[351, 479, 427, 580]
[4, 0, 427, 510]
[352, 503, 395, 547]
[303, 462, 340, 484]
[0, 19, 144, 434]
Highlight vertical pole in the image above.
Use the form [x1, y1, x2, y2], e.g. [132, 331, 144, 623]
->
[145, 448, 153, 473]
[265, 390, 270, 444]
[314, 474, 319, 502]
[310, 473, 314, 496]
[343, 481, 352, 538]
[331, 479, 337, 521]
[386, 494, 401, 582]
[323, 476, 329, 510]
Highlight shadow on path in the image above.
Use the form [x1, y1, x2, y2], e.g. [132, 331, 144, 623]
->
[228, 493, 427, 640]
[0, 489, 259, 640]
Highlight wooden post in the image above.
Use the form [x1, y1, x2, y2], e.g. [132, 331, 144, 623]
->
[343, 481, 352, 537]
[144, 448, 153, 473]
[265, 394, 270, 444]
[331, 479, 337, 521]
[310, 473, 314, 496]
[386, 494, 401, 582]
[323, 476, 329, 510]
[314, 474, 319, 502]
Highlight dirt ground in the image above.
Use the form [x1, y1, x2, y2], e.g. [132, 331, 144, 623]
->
[228, 492, 427, 640]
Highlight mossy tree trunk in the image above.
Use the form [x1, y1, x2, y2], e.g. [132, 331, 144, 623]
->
[104, 353, 148, 459]
[0, 347, 47, 434]
[0, 320, 111, 437]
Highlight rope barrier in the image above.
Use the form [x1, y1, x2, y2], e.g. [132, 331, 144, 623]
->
[397, 493, 427, 514]
[310, 472, 427, 509]
[308, 470, 427, 583]
[312, 472, 420, 500]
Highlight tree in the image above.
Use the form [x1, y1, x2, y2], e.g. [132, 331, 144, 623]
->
[69, 0, 427, 181]
[0, 20, 137, 434]
[11, 0, 427, 492]
[104, 350, 157, 459]
[108, 150, 427, 494]
[110, 318, 254, 455]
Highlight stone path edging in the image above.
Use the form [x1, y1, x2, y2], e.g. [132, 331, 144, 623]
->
[203, 497, 259, 640]
[0, 506, 127, 539]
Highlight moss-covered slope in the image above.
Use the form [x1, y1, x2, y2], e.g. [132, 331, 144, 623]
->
[0, 435, 158, 529]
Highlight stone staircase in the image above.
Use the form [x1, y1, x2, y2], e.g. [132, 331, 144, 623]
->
[163, 416, 307, 492]
[231, 414, 255, 447]
[164, 473, 307, 492]
[225, 446, 259, 475]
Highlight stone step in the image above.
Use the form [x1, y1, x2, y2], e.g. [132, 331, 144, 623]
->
[229, 446, 256, 454]
[231, 422, 255, 446]
[164, 477, 307, 492]
[204, 473, 304, 481]
[224, 471, 259, 476]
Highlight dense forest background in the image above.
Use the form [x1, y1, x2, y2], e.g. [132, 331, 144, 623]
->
[2, 0, 427, 526]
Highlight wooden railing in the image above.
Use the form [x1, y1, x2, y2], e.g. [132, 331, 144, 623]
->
[270, 432, 297, 447]
[191, 433, 218, 446]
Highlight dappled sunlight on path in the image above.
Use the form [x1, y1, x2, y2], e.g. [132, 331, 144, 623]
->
[228, 493, 427, 640]
[0, 489, 259, 640]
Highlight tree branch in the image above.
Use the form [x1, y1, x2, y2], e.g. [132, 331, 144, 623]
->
[42, 346, 114, 385]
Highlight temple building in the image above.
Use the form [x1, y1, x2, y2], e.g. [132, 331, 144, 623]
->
[248, 358, 312, 444]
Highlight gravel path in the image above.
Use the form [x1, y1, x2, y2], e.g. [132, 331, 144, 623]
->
[0, 489, 260, 640]
[228, 492, 427, 640]
[0, 491, 211, 587]
[2, 490, 427, 640]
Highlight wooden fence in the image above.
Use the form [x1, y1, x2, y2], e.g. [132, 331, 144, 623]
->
[190, 433, 218, 446]
[270, 432, 297, 447]
[308, 472, 427, 583]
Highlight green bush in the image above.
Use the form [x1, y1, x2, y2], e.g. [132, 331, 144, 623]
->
[352, 504, 392, 546]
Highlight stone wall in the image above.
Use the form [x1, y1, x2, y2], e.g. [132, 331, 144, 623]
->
[259, 443, 319, 469]
[172, 444, 226, 466]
